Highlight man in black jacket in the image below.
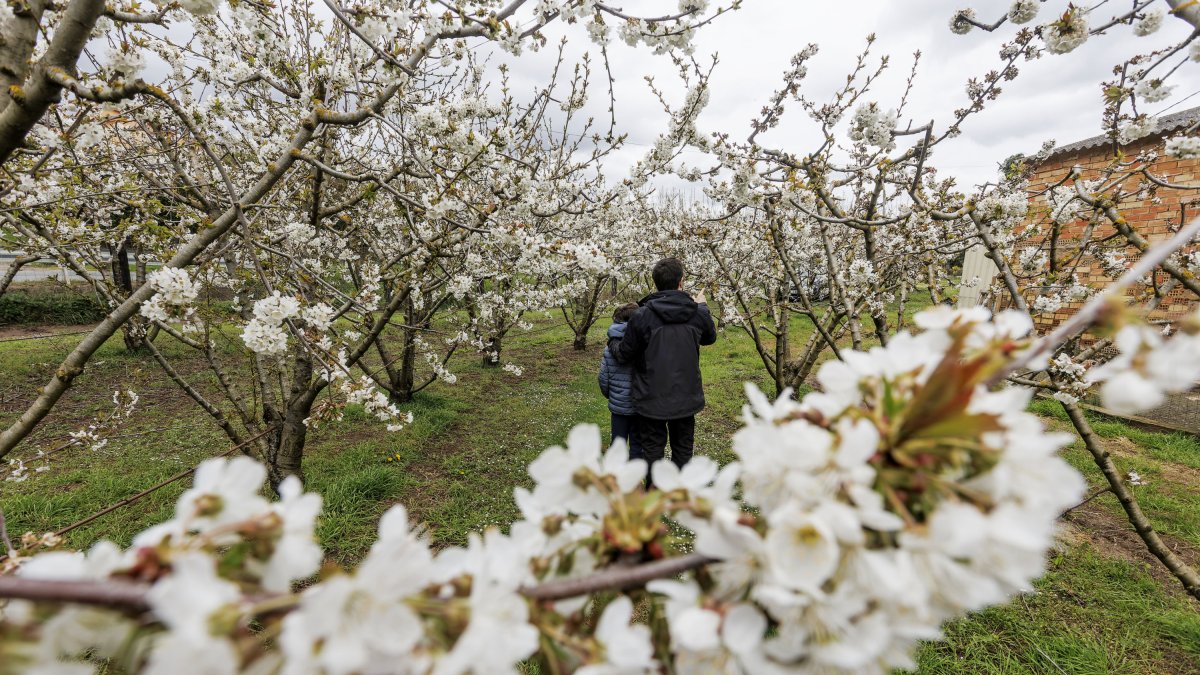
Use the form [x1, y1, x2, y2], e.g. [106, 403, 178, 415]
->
[615, 257, 717, 481]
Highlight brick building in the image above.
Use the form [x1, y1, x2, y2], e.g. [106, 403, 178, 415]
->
[960, 106, 1200, 332]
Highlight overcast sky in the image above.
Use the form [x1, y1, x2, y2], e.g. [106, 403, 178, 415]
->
[493, 0, 1200, 196]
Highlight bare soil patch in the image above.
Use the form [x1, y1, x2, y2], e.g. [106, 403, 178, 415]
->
[1062, 501, 1200, 607]
[0, 323, 97, 340]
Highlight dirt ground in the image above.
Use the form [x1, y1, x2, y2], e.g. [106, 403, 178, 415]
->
[1061, 503, 1200, 607]
[0, 323, 97, 341]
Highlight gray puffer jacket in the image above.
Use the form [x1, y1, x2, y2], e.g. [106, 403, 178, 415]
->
[598, 322, 635, 415]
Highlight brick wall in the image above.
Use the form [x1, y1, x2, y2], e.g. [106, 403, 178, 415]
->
[1013, 134, 1199, 333]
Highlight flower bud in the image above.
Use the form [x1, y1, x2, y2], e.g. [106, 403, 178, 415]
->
[571, 467, 594, 489]
[542, 514, 564, 536]
[193, 493, 224, 518]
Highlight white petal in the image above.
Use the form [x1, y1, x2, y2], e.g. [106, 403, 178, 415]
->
[722, 603, 767, 653]
[674, 607, 721, 652]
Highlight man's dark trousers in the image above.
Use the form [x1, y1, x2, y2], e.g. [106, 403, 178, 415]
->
[634, 415, 694, 477]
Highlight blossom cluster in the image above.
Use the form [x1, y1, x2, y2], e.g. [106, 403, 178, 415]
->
[1046, 184, 1086, 225]
[1118, 115, 1159, 145]
[336, 376, 414, 431]
[1087, 317, 1200, 414]
[1042, 7, 1089, 55]
[1132, 9, 1164, 37]
[1165, 135, 1200, 159]
[1045, 353, 1089, 404]
[976, 189, 1029, 226]
[949, 9, 976, 35]
[1007, 0, 1038, 25]
[140, 268, 200, 323]
[0, 308, 1087, 674]
[1134, 77, 1173, 103]
[654, 306, 1086, 671]
[241, 291, 301, 356]
[848, 103, 898, 151]
[1029, 278, 1091, 317]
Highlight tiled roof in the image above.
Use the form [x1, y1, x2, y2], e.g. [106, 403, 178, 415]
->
[1042, 105, 1200, 160]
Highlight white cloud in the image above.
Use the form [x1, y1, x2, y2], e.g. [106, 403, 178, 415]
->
[497, 0, 1200, 191]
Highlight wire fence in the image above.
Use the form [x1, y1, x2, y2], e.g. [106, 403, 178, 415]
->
[61, 430, 272, 537]
[0, 430, 271, 558]
[1084, 389, 1200, 436]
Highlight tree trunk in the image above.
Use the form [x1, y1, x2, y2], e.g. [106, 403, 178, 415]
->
[482, 335, 502, 367]
[870, 312, 889, 347]
[134, 247, 146, 289]
[264, 357, 319, 493]
[395, 329, 417, 401]
[785, 313, 847, 392]
[269, 410, 310, 491]
[927, 263, 943, 305]
[773, 292, 790, 397]
[112, 238, 146, 352]
[374, 338, 404, 404]
[847, 309, 863, 350]
[112, 239, 133, 294]
[389, 322, 417, 403]
[374, 315, 418, 404]
[121, 318, 149, 352]
[569, 279, 604, 351]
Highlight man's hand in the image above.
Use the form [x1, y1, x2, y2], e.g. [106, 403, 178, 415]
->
[693, 288, 706, 304]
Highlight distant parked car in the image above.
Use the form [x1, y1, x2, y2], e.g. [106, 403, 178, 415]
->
[786, 271, 830, 303]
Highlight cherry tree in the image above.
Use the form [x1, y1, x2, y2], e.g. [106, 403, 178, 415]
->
[0, 0, 734, 478]
[648, 0, 1200, 597]
[4, 1, 1200, 671]
[949, 0, 1200, 598]
[632, 37, 979, 396]
[0, 302, 1105, 673]
[553, 202, 659, 350]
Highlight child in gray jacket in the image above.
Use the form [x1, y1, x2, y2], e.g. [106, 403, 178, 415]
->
[598, 303, 641, 460]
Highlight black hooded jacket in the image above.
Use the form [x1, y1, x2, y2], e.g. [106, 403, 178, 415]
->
[614, 290, 718, 420]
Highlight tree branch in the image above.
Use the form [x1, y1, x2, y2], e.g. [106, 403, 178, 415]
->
[0, 0, 106, 164]
[1061, 399, 1200, 600]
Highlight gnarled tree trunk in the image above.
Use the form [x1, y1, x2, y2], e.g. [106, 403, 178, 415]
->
[784, 312, 847, 393]
[261, 355, 320, 491]
[112, 238, 147, 352]
[482, 335, 502, 367]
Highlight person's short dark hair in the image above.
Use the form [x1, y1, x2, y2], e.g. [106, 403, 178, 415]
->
[613, 302, 638, 323]
[652, 257, 685, 292]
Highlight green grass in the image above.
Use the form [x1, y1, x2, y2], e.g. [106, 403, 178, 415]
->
[918, 546, 1200, 673]
[1028, 398, 1200, 470]
[1029, 397, 1200, 553]
[1, 303, 1199, 673]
